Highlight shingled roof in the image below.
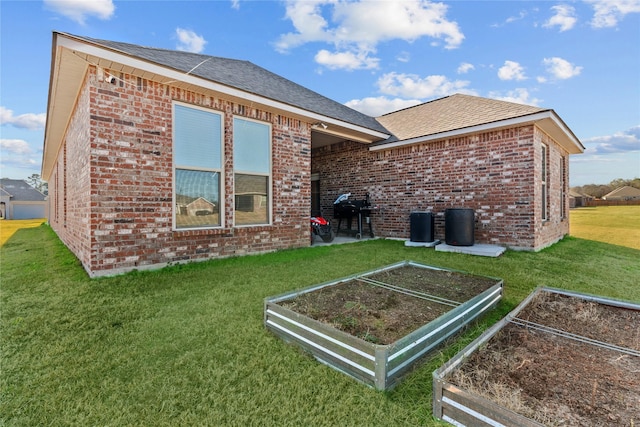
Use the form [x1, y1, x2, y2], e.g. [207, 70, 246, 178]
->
[603, 185, 640, 200]
[0, 179, 46, 202]
[69, 34, 388, 135]
[372, 94, 583, 154]
[377, 94, 548, 141]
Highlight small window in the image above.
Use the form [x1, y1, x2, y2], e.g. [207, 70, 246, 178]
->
[173, 103, 223, 229]
[233, 117, 271, 225]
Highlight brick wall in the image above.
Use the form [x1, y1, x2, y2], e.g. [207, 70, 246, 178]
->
[52, 66, 310, 277]
[534, 128, 570, 249]
[312, 125, 569, 250]
[49, 73, 93, 270]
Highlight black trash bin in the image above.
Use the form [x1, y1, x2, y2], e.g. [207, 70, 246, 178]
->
[445, 208, 475, 246]
[410, 212, 434, 243]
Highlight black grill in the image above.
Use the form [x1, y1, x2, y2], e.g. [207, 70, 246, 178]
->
[333, 194, 375, 239]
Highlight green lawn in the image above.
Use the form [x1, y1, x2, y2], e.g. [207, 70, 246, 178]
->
[570, 206, 640, 250]
[1, 213, 639, 426]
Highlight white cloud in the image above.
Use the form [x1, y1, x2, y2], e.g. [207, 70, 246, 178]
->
[376, 72, 474, 99]
[345, 97, 422, 116]
[396, 51, 411, 63]
[584, 0, 640, 28]
[0, 107, 46, 130]
[457, 62, 475, 74]
[542, 57, 583, 79]
[488, 88, 542, 106]
[275, 0, 464, 70]
[506, 10, 528, 24]
[543, 4, 578, 31]
[491, 9, 528, 27]
[0, 139, 41, 173]
[314, 49, 379, 71]
[498, 60, 527, 81]
[43, 0, 114, 25]
[175, 28, 207, 53]
[583, 125, 640, 154]
[0, 139, 33, 155]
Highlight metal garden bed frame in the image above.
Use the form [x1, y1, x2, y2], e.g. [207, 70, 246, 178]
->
[264, 260, 503, 390]
[433, 286, 640, 426]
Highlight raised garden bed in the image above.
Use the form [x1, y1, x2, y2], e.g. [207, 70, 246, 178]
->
[264, 261, 503, 390]
[433, 287, 640, 426]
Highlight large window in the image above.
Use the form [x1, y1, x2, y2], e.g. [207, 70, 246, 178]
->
[233, 117, 271, 225]
[173, 103, 223, 229]
[541, 144, 548, 221]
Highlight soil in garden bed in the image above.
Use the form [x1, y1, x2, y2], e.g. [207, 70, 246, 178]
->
[278, 266, 498, 345]
[448, 292, 640, 426]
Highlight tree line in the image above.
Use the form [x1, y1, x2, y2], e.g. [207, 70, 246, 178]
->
[572, 178, 640, 199]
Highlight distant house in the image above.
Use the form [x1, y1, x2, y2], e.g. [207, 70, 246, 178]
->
[602, 186, 640, 201]
[569, 189, 593, 208]
[0, 179, 48, 219]
[42, 32, 584, 277]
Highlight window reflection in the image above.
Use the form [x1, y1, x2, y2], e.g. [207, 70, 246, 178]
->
[234, 174, 268, 225]
[175, 169, 220, 228]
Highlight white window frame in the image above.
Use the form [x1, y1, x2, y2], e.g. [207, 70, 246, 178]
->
[172, 101, 225, 230]
[232, 116, 272, 227]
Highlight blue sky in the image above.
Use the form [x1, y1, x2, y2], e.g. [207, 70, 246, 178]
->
[1, 0, 638, 186]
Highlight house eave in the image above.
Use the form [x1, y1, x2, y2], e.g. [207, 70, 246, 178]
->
[42, 34, 91, 180]
[41, 32, 389, 180]
[369, 111, 584, 154]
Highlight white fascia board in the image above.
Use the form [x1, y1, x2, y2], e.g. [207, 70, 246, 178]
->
[369, 110, 583, 154]
[543, 111, 584, 153]
[57, 34, 388, 140]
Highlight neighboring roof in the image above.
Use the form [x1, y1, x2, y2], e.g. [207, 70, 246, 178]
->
[569, 189, 592, 198]
[603, 186, 640, 199]
[0, 179, 46, 201]
[373, 94, 584, 155]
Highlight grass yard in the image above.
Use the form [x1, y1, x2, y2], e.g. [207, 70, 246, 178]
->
[570, 206, 640, 250]
[1, 209, 639, 426]
[0, 219, 45, 246]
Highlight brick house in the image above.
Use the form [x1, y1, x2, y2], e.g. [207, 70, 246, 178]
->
[42, 32, 583, 277]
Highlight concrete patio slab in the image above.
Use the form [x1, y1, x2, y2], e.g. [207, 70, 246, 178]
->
[404, 240, 441, 248]
[435, 243, 506, 257]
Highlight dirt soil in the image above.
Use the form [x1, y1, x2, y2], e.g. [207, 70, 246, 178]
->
[448, 292, 640, 426]
[278, 266, 498, 345]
